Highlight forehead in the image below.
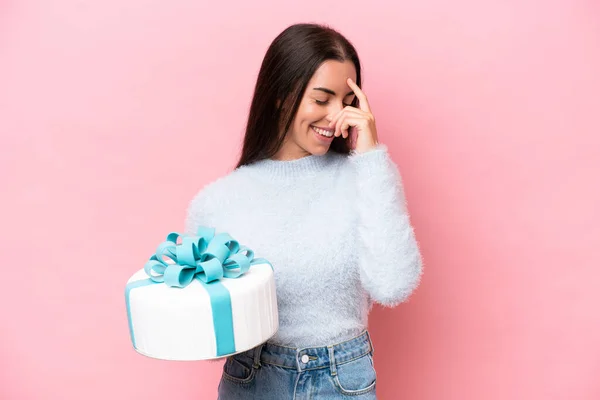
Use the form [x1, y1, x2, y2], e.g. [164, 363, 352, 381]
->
[307, 60, 357, 91]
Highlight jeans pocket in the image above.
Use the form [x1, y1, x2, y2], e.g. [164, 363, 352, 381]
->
[222, 351, 257, 385]
[333, 352, 377, 396]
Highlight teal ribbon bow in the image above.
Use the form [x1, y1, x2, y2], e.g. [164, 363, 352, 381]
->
[125, 226, 272, 357]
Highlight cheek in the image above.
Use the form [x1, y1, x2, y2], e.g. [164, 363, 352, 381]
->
[299, 104, 324, 126]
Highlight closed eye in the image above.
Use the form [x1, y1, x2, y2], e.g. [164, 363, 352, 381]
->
[316, 100, 352, 107]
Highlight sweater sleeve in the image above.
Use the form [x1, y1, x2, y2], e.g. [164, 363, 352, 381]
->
[183, 186, 215, 237]
[349, 144, 424, 307]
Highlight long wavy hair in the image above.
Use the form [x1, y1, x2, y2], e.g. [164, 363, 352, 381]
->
[235, 23, 362, 169]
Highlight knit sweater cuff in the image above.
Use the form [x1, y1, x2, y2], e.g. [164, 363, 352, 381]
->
[348, 143, 393, 177]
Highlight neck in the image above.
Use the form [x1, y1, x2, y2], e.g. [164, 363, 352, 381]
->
[270, 138, 313, 161]
[248, 151, 336, 181]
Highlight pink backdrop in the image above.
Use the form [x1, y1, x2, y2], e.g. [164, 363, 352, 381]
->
[2, 1, 599, 399]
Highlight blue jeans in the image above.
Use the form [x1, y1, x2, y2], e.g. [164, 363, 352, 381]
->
[217, 330, 377, 399]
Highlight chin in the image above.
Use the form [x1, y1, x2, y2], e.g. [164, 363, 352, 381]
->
[310, 146, 329, 156]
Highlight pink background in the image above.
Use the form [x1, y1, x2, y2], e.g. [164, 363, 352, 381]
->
[2, 1, 599, 399]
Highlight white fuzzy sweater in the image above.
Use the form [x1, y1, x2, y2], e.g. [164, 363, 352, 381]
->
[184, 144, 423, 348]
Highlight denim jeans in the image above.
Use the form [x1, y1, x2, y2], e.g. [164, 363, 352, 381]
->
[217, 330, 377, 399]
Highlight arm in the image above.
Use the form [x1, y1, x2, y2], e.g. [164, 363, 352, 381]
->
[349, 144, 424, 307]
[184, 187, 214, 237]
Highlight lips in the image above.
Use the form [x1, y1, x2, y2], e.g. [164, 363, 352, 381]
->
[312, 127, 334, 144]
[311, 125, 334, 137]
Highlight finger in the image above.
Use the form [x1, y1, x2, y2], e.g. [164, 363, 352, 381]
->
[333, 113, 345, 137]
[341, 116, 366, 139]
[341, 118, 358, 139]
[329, 109, 343, 130]
[346, 78, 371, 113]
[328, 106, 365, 129]
[336, 115, 349, 138]
[336, 115, 362, 139]
[341, 119, 351, 139]
[334, 113, 350, 138]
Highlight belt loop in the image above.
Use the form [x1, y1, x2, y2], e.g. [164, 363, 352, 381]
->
[252, 343, 264, 369]
[327, 345, 337, 377]
[365, 330, 375, 354]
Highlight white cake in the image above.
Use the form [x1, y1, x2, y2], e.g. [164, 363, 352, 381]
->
[125, 229, 279, 361]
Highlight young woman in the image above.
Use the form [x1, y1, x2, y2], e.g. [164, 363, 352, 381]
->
[185, 23, 423, 399]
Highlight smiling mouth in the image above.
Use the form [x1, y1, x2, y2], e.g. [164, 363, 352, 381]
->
[311, 125, 334, 138]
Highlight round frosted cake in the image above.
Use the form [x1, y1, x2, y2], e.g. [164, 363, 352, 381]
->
[125, 261, 278, 361]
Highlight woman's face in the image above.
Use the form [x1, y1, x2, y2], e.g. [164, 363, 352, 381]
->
[274, 60, 357, 160]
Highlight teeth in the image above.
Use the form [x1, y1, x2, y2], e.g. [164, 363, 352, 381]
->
[312, 126, 333, 137]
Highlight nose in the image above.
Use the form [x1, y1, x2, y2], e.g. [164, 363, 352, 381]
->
[326, 101, 344, 122]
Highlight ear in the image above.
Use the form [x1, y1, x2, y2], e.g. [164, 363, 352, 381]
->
[276, 99, 281, 109]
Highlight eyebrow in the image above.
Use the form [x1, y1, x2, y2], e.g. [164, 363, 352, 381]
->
[312, 87, 355, 97]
